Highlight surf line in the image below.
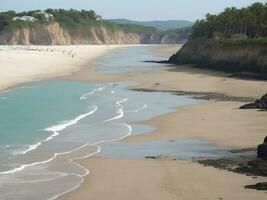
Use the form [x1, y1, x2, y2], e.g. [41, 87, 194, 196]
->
[49, 122, 133, 200]
[80, 87, 105, 100]
[50, 99, 132, 200]
[102, 98, 128, 123]
[1, 96, 130, 176]
[0, 105, 98, 175]
[126, 104, 147, 113]
[1, 98, 133, 199]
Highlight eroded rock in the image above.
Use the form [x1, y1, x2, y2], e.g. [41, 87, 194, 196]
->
[240, 94, 267, 110]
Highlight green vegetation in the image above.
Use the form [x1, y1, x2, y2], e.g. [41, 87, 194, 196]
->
[0, 11, 16, 31]
[191, 2, 267, 40]
[0, 9, 190, 43]
[161, 27, 191, 41]
[109, 19, 193, 31]
[0, 10, 52, 32]
[222, 37, 267, 47]
[118, 24, 157, 34]
[46, 9, 100, 36]
[170, 2, 267, 78]
[0, 9, 158, 36]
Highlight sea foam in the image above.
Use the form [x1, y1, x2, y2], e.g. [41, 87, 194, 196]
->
[0, 105, 98, 176]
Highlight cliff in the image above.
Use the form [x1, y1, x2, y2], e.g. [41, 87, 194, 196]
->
[169, 38, 267, 77]
[0, 9, 189, 45]
[0, 22, 181, 45]
[0, 22, 139, 45]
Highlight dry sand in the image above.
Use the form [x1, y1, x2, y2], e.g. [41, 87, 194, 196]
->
[0, 45, 127, 91]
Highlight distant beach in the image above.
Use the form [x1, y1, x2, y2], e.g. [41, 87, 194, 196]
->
[0, 45, 131, 91]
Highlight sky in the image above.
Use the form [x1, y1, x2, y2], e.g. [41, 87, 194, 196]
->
[0, 0, 266, 21]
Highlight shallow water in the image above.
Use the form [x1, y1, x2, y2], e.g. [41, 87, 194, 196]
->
[94, 46, 171, 74]
[99, 139, 256, 160]
[0, 80, 201, 200]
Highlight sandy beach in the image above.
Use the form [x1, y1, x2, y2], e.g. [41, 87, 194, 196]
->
[61, 45, 267, 200]
[0, 45, 127, 91]
[62, 157, 267, 200]
[1, 45, 267, 200]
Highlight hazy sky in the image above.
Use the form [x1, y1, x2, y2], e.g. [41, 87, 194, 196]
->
[0, 0, 266, 21]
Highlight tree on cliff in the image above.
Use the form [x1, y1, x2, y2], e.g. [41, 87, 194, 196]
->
[191, 2, 267, 39]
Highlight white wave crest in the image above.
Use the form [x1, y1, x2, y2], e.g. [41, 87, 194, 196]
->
[80, 87, 104, 100]
[126, 104, 147, 113]
[11, 105, 98, 156]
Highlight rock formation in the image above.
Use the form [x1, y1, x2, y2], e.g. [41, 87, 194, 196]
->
[240, 94, 267, 110]
[168, 38, 267, 78]
[257, 136, 267, 159]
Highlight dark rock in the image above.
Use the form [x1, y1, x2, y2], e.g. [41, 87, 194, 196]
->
[199, 157, 267, 177]
[145, 156, 157, 159]
[245, 182, 267, 190]
[240, 103, 260, 109]
[235, 159, 267, 176]
[258, 145, 267, 159]
[257, 136, 267, 159]
[240, 93, 267, 110]
[143, 60, 169, 64]
[145, 155, 167, 160]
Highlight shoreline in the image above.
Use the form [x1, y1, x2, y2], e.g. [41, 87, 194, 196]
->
[0, 44, 136, 92]
[124, 101, 267, 148]
[61, 45, 267, 200]
[1, 45, 267, 199]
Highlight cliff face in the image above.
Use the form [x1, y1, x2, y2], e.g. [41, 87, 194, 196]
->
[0, 22, 179, 45]
[169, 38, 267, 75]
[0, 23, 71, 45]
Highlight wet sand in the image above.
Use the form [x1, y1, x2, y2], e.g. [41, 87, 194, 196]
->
[126, 101, 267, 148]
[61, 45, 267, 200]
[62, 157, 267, 200]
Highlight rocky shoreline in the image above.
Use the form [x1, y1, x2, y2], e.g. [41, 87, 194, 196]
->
[132, 88, 255, 102]
[240, 94, 267, 110]
[199, 136, 267, 191]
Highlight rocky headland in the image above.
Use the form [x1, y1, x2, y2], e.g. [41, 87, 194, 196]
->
[168, 38, 267, 79]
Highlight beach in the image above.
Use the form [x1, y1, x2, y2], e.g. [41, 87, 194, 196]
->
[62, 45, 267, 200]
[63, 157, 267, 200]
[0, 45, 126, 91]
[0, 45, 267, 200]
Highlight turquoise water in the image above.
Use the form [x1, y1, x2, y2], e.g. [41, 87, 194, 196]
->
[0, 79, 200, 200]
[0, 81, 93, 146]
[94, 46, 170, 74]
[0, 45, 228, 200]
